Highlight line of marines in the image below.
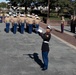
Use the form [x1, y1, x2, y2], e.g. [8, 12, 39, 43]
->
[4, 13, 41, 34]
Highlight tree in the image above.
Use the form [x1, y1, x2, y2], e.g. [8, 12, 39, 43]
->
[6, 0, 34, 13]
[6, 0, 76, 15]
[0, 2, 7, 8]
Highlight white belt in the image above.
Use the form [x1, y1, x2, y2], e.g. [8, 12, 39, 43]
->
[43, 41, 49, 44]
[14, 22, 18, 24]
[6, 22, 10, 23]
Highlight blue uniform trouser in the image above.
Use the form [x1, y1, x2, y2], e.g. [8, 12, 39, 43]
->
[61, 24, 64, 33]
[6, 23, 10, 33]
[13, 23, 17, 34]
[20, 23, 25, 34]
[28, 24, 33, 34]
[35, 24, 39, 33]
[0, 16, 2, 23]
[42, 51, 49, 69]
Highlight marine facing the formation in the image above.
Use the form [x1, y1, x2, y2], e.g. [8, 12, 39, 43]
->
[38, 25, 52, 70]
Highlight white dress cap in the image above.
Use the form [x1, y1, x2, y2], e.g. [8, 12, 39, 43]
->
[6, 14, 9, 17]
[27, 14, 31, 17]
[20, 14, 25, 17]
[47, 25, 52, 30]
[13, 14, 17, 17]
[36, 17, 40, 19]
[35, 15, 38, 17]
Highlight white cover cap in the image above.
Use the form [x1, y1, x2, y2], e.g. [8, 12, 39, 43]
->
[20, 14, 25, 17]
[13, 14, 17, 17]
[35, 15, 38, 17]
[27, 14, 31, 17]
[6, 14, 9, 17]
[36, 17, 40, 19]
[47, 25, 52, 30]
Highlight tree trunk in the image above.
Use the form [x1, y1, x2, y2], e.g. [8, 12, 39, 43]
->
[47, 0, 50, 23]
[47, 0, 50, 17]
[25, 5, 27, 14]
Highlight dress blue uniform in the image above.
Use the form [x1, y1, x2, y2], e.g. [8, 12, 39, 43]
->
[39, 30, 51, 70]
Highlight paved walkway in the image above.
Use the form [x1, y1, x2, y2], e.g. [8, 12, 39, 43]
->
[52, 25, 76, 36]
[0, 23, 76, 75]
[39, 22, 76, 47]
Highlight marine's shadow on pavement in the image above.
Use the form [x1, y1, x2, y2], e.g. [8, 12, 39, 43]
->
[64, 29, 71, 32]
[27, 53, 44, 68]
[54, 29, 61, 33]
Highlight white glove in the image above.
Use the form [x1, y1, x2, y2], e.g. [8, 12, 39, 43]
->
[37, 29, 43, 33]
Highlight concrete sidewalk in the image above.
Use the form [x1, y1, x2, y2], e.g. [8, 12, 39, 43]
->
[51, 25, 76, 36]
[39, 22, 76, 47]
[0, 23, 76, 75]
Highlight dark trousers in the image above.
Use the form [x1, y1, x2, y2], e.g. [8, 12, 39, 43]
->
[35, 24, 39, 33]
[61, 24, 64, 33]
[13, 23, 17, 34]
[42, 51, 49, 69]
[6, 23, 10, 33]
[70, 24, 73, 32]
[20, 23, 25, 34]
[28, 24, 33, 34]
[0, 16, 2, 23]
[72, 25, 75, 33]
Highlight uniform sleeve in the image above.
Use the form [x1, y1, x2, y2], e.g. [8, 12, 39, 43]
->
[43, 34, 49, 39]
[38, 32, 44, 38]
[42, 34, 51, 41]
[39, 33, 48, 39]
[4, 18, 6, 23]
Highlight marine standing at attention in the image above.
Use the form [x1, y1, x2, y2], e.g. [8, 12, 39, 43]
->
[19, 14, 26, 34]
[4, 14, 11, 33]
[61, 16, 65, 33]
[70, 15, 73, 32]
[11, 14, 18, 34]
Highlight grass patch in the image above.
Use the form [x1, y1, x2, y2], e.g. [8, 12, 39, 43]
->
[50, 17, 61, 20]
[39, 12, 70, 21]
[50, 12, 70, 21]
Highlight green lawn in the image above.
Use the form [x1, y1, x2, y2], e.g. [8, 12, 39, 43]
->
[50, 16, 70, 21]
[49, 13, 70, 21]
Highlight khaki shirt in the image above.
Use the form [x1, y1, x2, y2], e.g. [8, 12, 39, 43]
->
[35, 19, 41, 24]
[5, 17, 11, 23]
[13, 17, 18, 23]
[17, 16, 20, 24]
[25, 17, 29, 23]
[0, 14, 2, 16]
[35, 17, 41, 24]
[19, 17, 26, 23]
[11, 17, 18, 26]
[10, 16, 14, 23]
[61, 19, 65, 25]
[27, 18, 35, 24]
[31, 15, 35, 19]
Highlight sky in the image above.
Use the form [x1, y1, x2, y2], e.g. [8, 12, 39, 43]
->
[0, 0, 8, 3]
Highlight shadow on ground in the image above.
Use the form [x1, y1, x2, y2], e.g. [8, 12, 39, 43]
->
[23, 53, 44, 68]
[54, 29, 61, 33]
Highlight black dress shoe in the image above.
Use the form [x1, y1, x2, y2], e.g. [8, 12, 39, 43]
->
[42, 67, 47, 71]
[41, 64, 44, 68]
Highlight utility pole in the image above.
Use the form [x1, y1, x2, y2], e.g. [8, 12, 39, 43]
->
[71, 0, 75, 16]
[47, 0, 50, 24]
